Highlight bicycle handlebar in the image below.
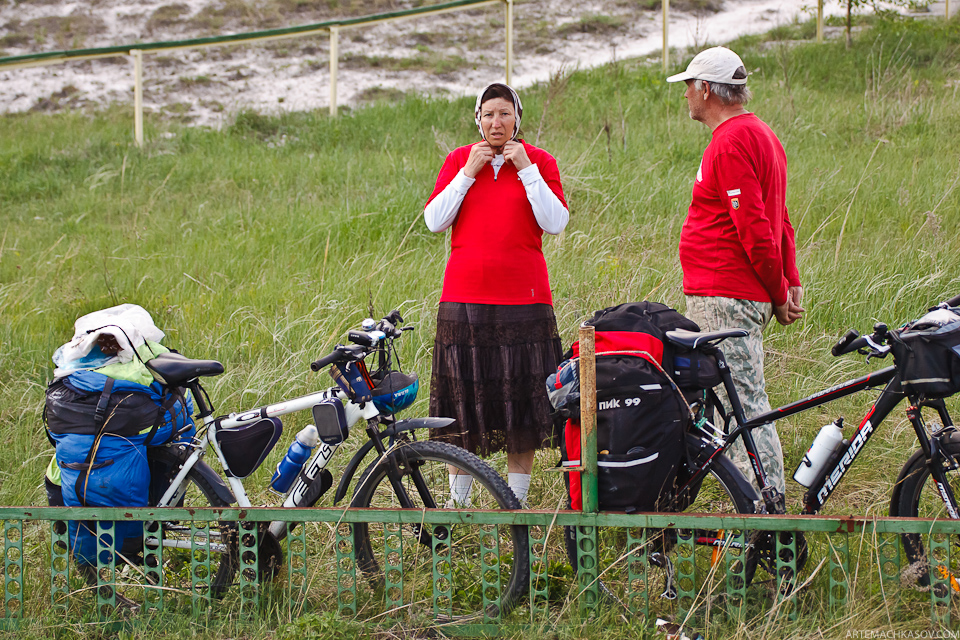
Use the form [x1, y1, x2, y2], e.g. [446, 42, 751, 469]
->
[310, 311, 407, 372]
[311, 348, 345, 372]
[831, 330, 862, 357]
[832, 323, 890, 359]
[946, 294, 960, 307]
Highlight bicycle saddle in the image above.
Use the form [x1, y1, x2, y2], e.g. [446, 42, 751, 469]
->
[665, 328, 748, 350]
[147, 352, 225, 386]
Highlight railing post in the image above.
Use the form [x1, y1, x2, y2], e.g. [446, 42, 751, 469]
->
[946, 0, 951, 20]
[576, 324, 600, 616]
[817, 0, 824, 43]
[662, 0, 669, 73]
[329, 26, 339, 117]
[131, 49, 143, 148]
[505, 0, 513, 85]
[579, 324, 598, 513]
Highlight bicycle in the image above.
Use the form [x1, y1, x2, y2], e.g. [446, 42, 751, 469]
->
[659, 293, 960, 595]
[106, 310, 528, 617]
[568, 294, 960, 607]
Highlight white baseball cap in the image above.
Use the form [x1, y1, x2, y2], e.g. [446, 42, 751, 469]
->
[666, 46, 749, 85]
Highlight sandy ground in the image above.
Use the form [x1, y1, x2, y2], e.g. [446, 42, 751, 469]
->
[0, 0, 927, 127]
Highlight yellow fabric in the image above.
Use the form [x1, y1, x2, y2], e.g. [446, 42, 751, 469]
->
[45, 454, 61, 485]
[94, 341, 169, 387]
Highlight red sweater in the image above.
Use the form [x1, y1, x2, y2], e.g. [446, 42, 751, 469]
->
[426, 141, 567, 305]
[679, 113, 800, 307]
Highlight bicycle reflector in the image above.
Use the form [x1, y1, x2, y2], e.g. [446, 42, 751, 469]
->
[371, 371, 419, 415]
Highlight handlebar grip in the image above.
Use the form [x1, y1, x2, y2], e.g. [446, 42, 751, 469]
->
[831, 330, 860, 357]
[310, 349, 342, 372]
[946, 294, 960, 307]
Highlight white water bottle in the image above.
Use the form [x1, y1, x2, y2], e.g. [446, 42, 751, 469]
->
[793, 418, 845, 487]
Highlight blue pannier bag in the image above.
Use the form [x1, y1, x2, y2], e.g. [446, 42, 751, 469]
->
[45, 371, 195, 565]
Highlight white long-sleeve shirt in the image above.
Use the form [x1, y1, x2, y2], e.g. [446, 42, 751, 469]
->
[424, 159, 569, 234]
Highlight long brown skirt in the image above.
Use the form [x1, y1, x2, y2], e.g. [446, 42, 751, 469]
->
[428, 302, 563, 457]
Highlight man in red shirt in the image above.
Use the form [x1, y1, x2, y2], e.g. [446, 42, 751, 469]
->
[668, 47, 804, 501]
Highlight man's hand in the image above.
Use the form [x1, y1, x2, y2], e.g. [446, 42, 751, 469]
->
[788, 286, 804, 307]
[774, 287, 805, 326]
[464, 141, 495, 178]
[502, 140, 532, 171]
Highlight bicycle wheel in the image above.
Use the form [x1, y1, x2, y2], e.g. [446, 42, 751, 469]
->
[350, 439, 528, 620]
[895, 429, 960, 592]
[146, 448, 239, 604]
[566, 455, 758, 610]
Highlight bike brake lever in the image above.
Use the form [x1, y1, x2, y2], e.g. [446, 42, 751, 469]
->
[862, 334, 891, 362]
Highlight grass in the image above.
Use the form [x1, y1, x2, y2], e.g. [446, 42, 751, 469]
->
[2, 12, 960, 639]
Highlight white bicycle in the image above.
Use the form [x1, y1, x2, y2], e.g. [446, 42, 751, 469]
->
[137, 310, 528, 617]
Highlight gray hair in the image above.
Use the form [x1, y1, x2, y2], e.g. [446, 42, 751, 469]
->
[695, 79, 752, 106]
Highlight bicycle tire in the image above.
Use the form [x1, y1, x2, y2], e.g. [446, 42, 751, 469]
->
[565, 448, 759, 609]
[350, 439, 529, 619]
[894, 429, 960, 591]
[147, 447, 239, 602]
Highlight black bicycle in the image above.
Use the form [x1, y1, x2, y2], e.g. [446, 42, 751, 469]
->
[662, 293, 960, 594]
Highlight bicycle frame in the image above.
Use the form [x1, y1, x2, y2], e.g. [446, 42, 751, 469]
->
[157, 385, 378, 510]
[679, 340, 956, 515]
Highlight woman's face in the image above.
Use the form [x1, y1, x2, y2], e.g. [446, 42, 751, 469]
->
[479, 97, 515, 148]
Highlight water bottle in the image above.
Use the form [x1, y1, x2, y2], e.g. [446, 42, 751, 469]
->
[270, 425, 319, 494]
[793, 418, 845, 487]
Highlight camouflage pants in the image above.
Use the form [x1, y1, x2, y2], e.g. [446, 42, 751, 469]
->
[685, 295, 786, 496]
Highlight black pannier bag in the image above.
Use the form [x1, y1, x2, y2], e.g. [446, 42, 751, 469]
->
[890, 307, 960, 399]
[551, 302, 694, 513]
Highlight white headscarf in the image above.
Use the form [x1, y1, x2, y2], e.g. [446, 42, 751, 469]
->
[474, 83, 523, 142]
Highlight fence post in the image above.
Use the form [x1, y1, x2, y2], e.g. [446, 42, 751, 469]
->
[329, 26, 339, 117]
[662, 0, 669, 73]
[505, 0, 513, 85]
[131, 49, 143, 148]
[579, 324, 598, 513]
[817, 0, 824, 43]
[947, 0, 951, 20]
[576, 323, 601, 616]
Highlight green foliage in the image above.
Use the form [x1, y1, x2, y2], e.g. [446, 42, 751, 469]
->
[557, 14, 626, 36]
[277, 611, 366, 639]
[1, 14, 959, 638]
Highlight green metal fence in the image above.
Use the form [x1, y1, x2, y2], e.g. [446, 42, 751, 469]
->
[2, 505, 958, 635]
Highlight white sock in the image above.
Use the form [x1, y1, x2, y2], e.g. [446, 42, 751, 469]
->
[449, 473, 474, 507]
[508, 473, 531, 506]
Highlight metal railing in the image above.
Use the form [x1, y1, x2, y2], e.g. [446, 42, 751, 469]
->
[0, 0, 514, 146]
[1, 0, 947, 146]
[1, 506, 958, 634]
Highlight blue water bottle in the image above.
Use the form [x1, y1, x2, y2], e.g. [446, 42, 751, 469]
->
[270, 425, 319, 494]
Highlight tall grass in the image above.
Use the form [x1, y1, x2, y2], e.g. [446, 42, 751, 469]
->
[1, 13, 960, 638]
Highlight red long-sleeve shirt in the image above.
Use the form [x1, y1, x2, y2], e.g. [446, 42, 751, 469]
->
[679, 113, 800, 307]
[426, 141, 567, 305]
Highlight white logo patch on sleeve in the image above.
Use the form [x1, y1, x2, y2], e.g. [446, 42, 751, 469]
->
[726, 188, 741, 196]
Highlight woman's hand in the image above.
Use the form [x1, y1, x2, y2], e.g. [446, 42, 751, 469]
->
[464, 142, 495, 178]
[502, 140, 532, 171]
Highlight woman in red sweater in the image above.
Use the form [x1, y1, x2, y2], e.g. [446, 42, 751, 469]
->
[424, 83, 569, 507]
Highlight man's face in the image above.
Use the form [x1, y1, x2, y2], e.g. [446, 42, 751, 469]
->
[683, 79, 705, 123]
